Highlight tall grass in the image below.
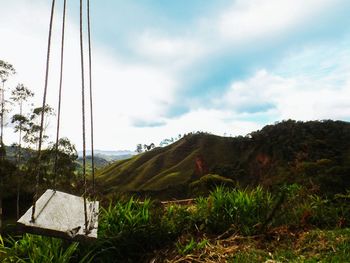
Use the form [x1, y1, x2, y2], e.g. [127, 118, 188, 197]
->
[95, 197, 175, 262]
[0, 234, 92, 263]
[195, 186, 273, 235]
[273, 184, 350, 228]
[1, 185, 349, 262]
[99, 197, 152, 236]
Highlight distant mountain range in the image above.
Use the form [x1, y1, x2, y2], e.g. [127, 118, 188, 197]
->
[78, 149, 137, 162]
[78, 149, 136, 157]
[76, 150, 137, 171]
[96, 120, 350, 199]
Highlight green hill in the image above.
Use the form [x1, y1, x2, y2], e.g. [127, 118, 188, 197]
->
[96, 120, 350, 198]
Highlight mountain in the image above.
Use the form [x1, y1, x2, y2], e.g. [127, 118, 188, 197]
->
[77, 155, 110, 168]
[78, 150, 136, 162]
[96, 120, 350, 198]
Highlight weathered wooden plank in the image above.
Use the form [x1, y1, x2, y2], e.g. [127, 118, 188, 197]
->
[17, 189, 98, 242]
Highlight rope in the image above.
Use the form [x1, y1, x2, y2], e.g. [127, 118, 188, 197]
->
[80, 0, 88, 233]
[87, 0, 96, 196]
[31, 0, 56, 223]
[53, 0, 67, 190]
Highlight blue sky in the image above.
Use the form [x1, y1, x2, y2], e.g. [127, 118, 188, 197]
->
[1, 0, 350, 150]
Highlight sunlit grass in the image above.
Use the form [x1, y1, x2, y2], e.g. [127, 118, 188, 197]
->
[0, 234, 92, 263]
[1, 185, 349, 262]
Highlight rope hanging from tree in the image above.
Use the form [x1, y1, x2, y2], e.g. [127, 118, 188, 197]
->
[31, 0, 56, 223]
[26, 0, 98, 238]
[53, 0, 67, 190]
[87, 0, 96, 196]
[79, 0, 89, 233]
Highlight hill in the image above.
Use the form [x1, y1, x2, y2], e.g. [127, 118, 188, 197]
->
[96, 120, 350, 198]
[78, 150, 136, 161]
[77, 155, 110, 168]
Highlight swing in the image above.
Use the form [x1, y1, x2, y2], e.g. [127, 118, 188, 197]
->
[17, 0, 99, 241]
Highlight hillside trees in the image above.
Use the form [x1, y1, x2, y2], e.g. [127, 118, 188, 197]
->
[144, 143, 155, 151]
[0, 60, 16, 156]
[0, 59, 79, 225]
[136, 144, 143, 153]
[50, 137, 78, 189]
[0, 60, 15, 231]
[136, 142, 156, 153]
[10, 84, 34, 218]
[23, 104, 54, 149]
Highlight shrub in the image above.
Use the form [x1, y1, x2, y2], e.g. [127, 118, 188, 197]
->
[0, 234, 89, 263]
[95, 197, 176, 262]
[196, 186, 273, 235]
[189, 174, 236, 196]
[176, 237, 208, 255]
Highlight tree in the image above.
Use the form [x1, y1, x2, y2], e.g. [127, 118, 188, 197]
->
[159, 136, 178, 147]
[25, 137, 78, 193]
[0, 60, 15, 232]
[23, 104, 54, 149]
[11, 84, 34, 150]
[10, 84, 34, 218]
[48, 137, 78, 190]
[0, 60, 16, 149]
[136, 144, 143, 153]
[143, 143, 155, 151]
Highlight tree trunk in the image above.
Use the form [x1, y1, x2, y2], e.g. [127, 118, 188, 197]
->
[0, 76, 4, 232]
[16, 183, 20, 219]
[16, 101, 23, 219]
[0, 176, 3, 233]
[0, 86, 4, 144]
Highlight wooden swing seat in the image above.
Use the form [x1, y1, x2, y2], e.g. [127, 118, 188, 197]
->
[17, 189, 99, 242]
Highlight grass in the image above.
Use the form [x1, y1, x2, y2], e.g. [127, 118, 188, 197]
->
[95, 133, 239, 195]
[1, 185, 349, 262]
[0, 234, 93, 263]
[176, 237, 208, 255]
[227, 228, 350, 263]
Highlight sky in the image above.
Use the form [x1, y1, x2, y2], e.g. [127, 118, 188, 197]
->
[1, 0, 350, 151]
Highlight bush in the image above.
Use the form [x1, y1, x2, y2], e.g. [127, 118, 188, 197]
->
[196, 186, 273, 235]
[273, 185, 350, 228]
[0, 234, 90, 263]
[95, 197, 177, 262]
[189, 174, 236, 196]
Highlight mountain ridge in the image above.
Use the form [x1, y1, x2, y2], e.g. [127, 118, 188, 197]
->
[96, 120, 350, 198]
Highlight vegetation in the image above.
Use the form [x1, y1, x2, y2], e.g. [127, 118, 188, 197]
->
[0, 59, 83, 229]
[97, 119, 350, 199]
[2, 58, 350, 262]
[1, 185, 349, 262]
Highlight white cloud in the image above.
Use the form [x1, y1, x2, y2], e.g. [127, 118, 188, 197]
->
[221, 66, 350, 122]
[164, 109, 261, 137]
[218, 0, 340, 43]
[128, 0, 345, 77]
[112, 108, 261, 149]
[133, 31, 205, 71]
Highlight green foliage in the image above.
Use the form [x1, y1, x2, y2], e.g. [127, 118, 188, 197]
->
[176, 237, 208, 255]
[97, 120, 350, 199]
[95, 198, 174, 262]
[0, 158, 17, 198]
[197, 186, 273, 235]
[270, 185, 350, 229]
[99, 197, 152, 236]
[161, 204, 193, 234]
[23, 104, 54, 147]
[189, 174, 236, 196]
[0, 234, 91, 263]
[1, 184, 350, 262]
[228, 228, 350, 262]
